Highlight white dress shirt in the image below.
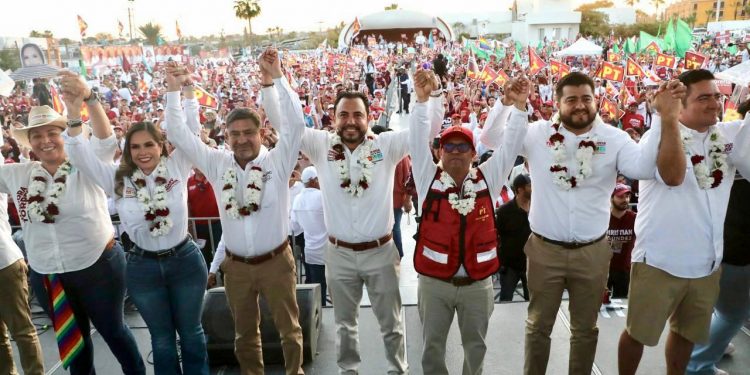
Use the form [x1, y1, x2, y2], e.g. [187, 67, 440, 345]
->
[411, 98, 528, 276]
[633, 115, 750, 278]
[290, 187, 327, 265]
[166, 77, 305, 256]
[481, 107, 662, 242]
[0, 133, 23, 271]
[0, 162, 114, 274]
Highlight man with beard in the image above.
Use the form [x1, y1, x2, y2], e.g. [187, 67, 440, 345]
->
[618, 69, 750, 375]
[481, 72, 687, 375]
[263, 69, 443, 375]
[607, 184, 636, 298]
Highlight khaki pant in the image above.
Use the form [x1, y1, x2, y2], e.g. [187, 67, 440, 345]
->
[325, 241, 407, 375]
[221, 246, 304, 375]
[418, 276, 494, 375]
[524, 234, 611, 375]
[0, 259, 44, 375]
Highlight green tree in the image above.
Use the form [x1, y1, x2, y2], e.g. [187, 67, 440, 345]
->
[94, 32, 114, 44]
[139, 22, 163, 46]
[683, 13, 697, 27]
[579, 10, 610, 37]
[384, 3, 398, 10]
[625, 0, 638, 7]
[652, 0, 666, 19]
[29, 30, 53, 38]
[705, 8, 716, 24]
[234, 0, 261, 36]
[575, 0, 614, 11]
[0, 48, 21, 71]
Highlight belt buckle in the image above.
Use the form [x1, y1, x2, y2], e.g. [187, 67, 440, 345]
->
[563, 242, 579, 249]
[159, 249, 176, 258]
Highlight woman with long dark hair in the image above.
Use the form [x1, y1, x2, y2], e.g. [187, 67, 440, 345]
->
[62, 71, 209, 375]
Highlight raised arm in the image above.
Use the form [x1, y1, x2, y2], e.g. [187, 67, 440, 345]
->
[63, 132, 117, 196]
[653, 80, 687, 186]
[480, 78, 529, 149]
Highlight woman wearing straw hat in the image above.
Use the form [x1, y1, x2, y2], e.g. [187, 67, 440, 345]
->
[0, 71, 145, 374]
[61, 66, 211, 374]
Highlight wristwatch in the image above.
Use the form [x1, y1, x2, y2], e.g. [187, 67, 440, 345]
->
[67, 119, 83, 128]
[84, 90, 100, 106]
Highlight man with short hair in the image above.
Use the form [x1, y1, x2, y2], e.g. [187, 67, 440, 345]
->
[621, 102, 645, 131]
[496, 173, 532, 302]
[618, 69, 750, 375]
[481, 71, 687, 375]
[607, 184, 636, 298]
[166, 49, 306, 375]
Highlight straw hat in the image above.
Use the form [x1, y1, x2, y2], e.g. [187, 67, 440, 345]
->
[11, 106, 67, 148]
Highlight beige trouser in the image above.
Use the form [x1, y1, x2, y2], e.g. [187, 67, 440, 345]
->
[418, 275, 494, 375]
[221, 246, 304, 375]
[0, 259, 44, 375]
[325, 240, 407, 375]
[524, 234, 612, 375]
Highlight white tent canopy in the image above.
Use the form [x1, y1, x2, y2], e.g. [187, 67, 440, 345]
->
[715, 61, 750, 87]
[553, 38, 603, 57]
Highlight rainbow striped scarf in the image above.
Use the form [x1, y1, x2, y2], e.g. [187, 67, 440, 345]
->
[44, 274, 85, 369]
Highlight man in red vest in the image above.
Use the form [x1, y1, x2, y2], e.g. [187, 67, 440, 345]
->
[408, 70, 530, 374]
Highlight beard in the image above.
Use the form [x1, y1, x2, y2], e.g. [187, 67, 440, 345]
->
[559, 108, 596, 130]
[337, 124, 366, 144]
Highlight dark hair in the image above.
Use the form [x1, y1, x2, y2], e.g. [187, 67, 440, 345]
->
[555, 72, 595, 100]
[511, 173, 531, 193]
[678, 69, 715, 101]
[333, 91, 369, 116]
[114, 122, 168, 197]
[225, 107, 261, 130]
[371, 125, 391, 135]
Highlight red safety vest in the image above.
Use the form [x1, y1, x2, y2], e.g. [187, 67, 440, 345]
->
[414, 168, 499, 280]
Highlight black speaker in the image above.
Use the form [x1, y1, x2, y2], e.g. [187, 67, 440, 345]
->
[201, 284, 322, 365]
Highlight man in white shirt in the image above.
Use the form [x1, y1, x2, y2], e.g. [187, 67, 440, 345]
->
[618, 69, 750, 375]
[290, 166, 328, 306]
[481, 72, 687, 375]
[0, 135, 44, 374]
[165, 49, 306, 375]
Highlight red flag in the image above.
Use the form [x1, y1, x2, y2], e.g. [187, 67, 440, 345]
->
[654, 53, 676, 69]
[193, 86, 219, 109]
[607, 51, 621, 63]
[625, 57, 646, 78]
[643, 41, 661, 54]
[77, 15, 88, 38]
[493, 69, 510, 86]
[599, 61, 625, 82]
[479, 66, 498, 84]
[684, 51, 707, 70]
[549, 59, 570, 78]
[467, 55, 479, 80]
[352, 17, 361, 36]
[121, 54, 131, 73]
[49, 86, 64, 114]
[600, 97, 624, 119]
[528, 48, 547, 76]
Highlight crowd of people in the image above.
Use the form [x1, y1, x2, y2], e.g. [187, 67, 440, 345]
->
[0, 27, 749, 375]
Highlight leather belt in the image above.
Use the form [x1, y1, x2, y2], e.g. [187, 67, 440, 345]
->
[226, 239, 289, 265]
[329, 233, 393, 251]
[104, 237, 116, 251]
[437, 276, 476, 287]
[128, 236, 191, 259]
[533, 232, 607, 250]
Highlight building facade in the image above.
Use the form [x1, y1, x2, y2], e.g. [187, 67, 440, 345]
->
[666, 0, 750, 27]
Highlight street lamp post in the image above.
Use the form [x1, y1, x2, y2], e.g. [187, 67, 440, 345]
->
[128, 0, 135, 41]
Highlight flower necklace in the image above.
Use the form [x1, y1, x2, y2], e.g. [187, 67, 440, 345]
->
[330, 134, 375, 197]
[221, 165, 264, 219]
[28, 161, 73, 224]
[681, 127, 728, 189]
[439, 169, 478, 216]
[131, 157, 173, 237]
[548, 123, 597, 190]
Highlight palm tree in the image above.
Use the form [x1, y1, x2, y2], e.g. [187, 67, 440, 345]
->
[625, 0, 638, 7]
[234, 0, 261, 36]
[652, 0, 665, 19]
[705, 8, 716, 24]
[139, 22, 163, 46]
[744, 3, 750, 17]
[684, 12, 697, 27]
[384, 3, 398, 10]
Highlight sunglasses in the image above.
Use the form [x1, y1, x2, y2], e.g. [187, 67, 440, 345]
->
[442, 143, 472, 153]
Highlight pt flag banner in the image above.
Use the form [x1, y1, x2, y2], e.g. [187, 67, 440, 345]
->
[528, 48, 547, 76]
[643, 41, 661, 55]
[600, 97, 624, 119]
[599, 61, 625, 82]
[493, 69, 510, 86]
[549, 59, 571, 78]
[654, 53, 676, 68]
[625, 57, 647, 78]
[193, 86, 219, 109]
[478, 66, 498, 84]
[684, 51, 707, 70]
[607, 51, 621, 62]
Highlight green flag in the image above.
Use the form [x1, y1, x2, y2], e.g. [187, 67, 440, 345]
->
[727, 44, 738, 55]
[612, 44, 620, 53]
[639, 31, 665, 52]
[78, 59, 87, 79]
[468, 42, 490, 61]
[663, 19, 676, 52]
[536, 40, 544, 52]
[674, 18, 693, 58]
[515, 41, 523, 52]
[513, 49, 522, 64]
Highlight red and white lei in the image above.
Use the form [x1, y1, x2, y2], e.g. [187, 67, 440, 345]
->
[330, 134, 374, 197]
[439, 169, 478, 216]
[681, 127, 728, 189]
[131, 157, 172, 237]
[548, 124, 597, 190]
[221, 166, 264, 219]
[28, 161, 72, 224]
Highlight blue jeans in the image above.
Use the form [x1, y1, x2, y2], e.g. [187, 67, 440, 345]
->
[393, 208, 404, 258]
[30, 243, 145, 375]
[126, 240, 209, 375]
[305, 263, 327, 306]
[687, 264, 750, 375]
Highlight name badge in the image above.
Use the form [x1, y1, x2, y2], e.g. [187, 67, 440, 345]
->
[369, 149, 384, 163]
[123, 187, 136, 198]
[595, 141, 607, 154]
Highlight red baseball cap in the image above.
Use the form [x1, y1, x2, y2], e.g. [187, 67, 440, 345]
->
[439, 126, 475, 150]
[612, 184, 631, 197]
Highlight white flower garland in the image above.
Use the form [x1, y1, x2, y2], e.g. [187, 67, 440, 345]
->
[681, 127, 729, 189]
[131, 157, 173, 237]
[28, 161, 72, 224]
[548, 124, 597, 190]
[221, 166, 264, 219]
[439, 169, 478, 216]
[330, 134, 374, 197]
